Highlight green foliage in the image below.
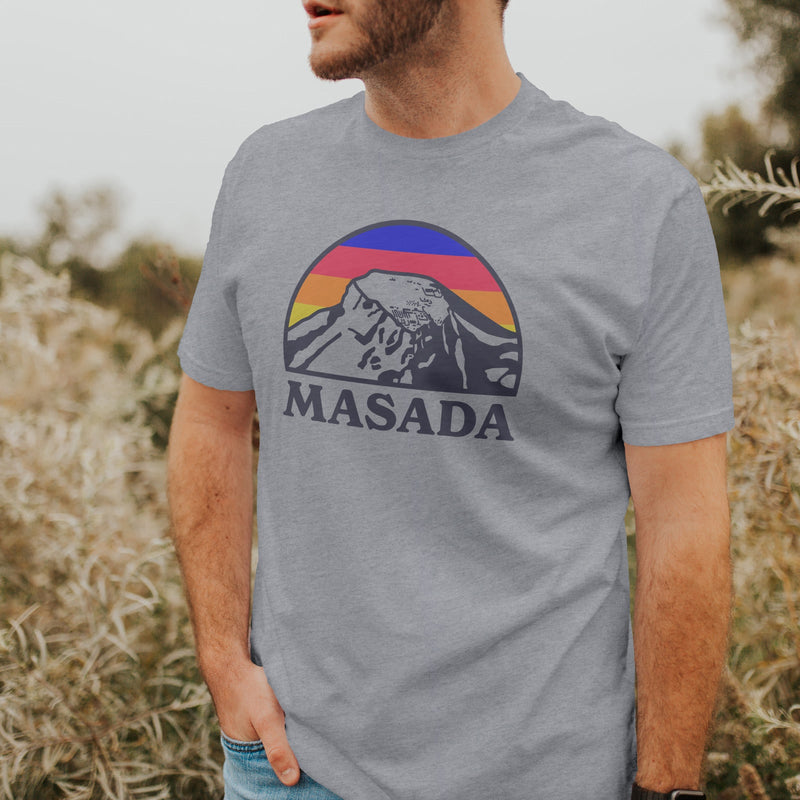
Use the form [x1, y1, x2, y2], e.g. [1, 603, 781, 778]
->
[70, 239, 201, 338]
[722, 0, 800, 150]
[691, 106, 799, 264]
[702, 106, 780, 262]
[685, 0, 800, 266]
[16, 185, 202, 338]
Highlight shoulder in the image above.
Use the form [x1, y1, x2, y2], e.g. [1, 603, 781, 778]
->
[226, 92, 362, 178]
[531, 87, 699, 203]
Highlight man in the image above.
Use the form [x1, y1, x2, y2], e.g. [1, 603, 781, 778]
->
[167, 1, 734, 798]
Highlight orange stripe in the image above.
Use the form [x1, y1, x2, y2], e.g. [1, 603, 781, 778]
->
[292, 280, 516, 332]
[453, 289, 515, 330]
[295, 274, 349, 309]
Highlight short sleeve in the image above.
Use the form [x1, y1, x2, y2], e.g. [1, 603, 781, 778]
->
[177, 157, 254, 391]
[615, 178, 735, 446]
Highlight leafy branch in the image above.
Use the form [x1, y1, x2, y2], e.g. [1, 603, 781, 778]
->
[700, 148, 800, 221]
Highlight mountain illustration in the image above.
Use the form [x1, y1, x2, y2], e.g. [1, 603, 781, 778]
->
[285, 270, 520, 395]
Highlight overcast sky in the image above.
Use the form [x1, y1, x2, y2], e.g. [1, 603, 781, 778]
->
[1, 0, 761, 258]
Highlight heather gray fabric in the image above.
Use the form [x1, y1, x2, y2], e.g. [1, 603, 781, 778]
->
[177, 73, 734, 800]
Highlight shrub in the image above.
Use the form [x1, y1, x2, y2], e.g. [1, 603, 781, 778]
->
[0, 256, 221, 799]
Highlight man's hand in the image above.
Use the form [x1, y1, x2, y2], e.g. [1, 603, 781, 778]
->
[625, 431, 731, 792]
[208, 660, 301, 784]
[167, 374, 301, 786]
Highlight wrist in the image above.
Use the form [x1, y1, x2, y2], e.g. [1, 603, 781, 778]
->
[635, 757, 702, 793]
[198, 645, 253, 693]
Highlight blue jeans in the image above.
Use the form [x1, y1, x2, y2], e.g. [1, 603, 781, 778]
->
[221, 734, 345, 800]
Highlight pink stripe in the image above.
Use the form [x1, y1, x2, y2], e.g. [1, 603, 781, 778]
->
[311, 246, 503, 292]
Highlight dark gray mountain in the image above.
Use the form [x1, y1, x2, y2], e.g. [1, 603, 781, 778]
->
[285, 270, 520, 396]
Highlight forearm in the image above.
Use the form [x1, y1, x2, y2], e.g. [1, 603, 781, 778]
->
[167, 406, 254, 688]
[633, 519, 732, 790]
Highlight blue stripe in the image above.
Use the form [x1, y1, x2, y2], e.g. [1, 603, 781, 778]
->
[344, 224, 472, 257]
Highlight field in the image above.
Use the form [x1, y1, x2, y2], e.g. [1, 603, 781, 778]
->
[1, 251, 799, 799]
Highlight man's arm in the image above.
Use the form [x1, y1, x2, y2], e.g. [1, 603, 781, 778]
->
[625, 431, 732, 792]
[167, 373, 300, 786]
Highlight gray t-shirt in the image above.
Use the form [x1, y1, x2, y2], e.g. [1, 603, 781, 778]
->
[177, 73, 734, 800]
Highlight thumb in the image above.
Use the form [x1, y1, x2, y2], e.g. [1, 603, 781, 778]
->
[258, 728, 301, 786]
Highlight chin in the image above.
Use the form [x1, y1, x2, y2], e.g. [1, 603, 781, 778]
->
[309, 49, 365, 81]
[309, 60, 352, 81]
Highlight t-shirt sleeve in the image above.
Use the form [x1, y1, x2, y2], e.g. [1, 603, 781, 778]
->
[177, 157, 254, 391]
[614, 177, 735, 446]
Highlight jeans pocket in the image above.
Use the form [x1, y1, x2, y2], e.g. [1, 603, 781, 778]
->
[221, 734, 283, 800]
[220, 732, 267, 754]
[221, 737, 345, 800]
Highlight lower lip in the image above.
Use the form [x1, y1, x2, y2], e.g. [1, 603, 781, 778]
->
[308, 12, 342, 29]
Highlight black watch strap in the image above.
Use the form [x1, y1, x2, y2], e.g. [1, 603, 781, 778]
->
[631, 782, 706, 800]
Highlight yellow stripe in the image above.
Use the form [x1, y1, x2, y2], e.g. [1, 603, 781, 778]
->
[289, 303, 323, 327]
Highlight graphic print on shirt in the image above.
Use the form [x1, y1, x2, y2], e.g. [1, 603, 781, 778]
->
[284, 221, 521, 396]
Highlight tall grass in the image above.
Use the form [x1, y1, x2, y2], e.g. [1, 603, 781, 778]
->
[703, 319, 800, 800]
[0, 256, 221, 799]
[1, 250, 799, 798]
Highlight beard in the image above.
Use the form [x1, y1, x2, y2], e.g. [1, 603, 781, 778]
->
[308, 0, 449, 81]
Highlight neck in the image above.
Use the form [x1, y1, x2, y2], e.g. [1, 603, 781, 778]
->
[361, 3, 520, 139]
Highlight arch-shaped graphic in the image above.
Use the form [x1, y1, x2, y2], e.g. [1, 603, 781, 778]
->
[284, 221, 522, 396]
